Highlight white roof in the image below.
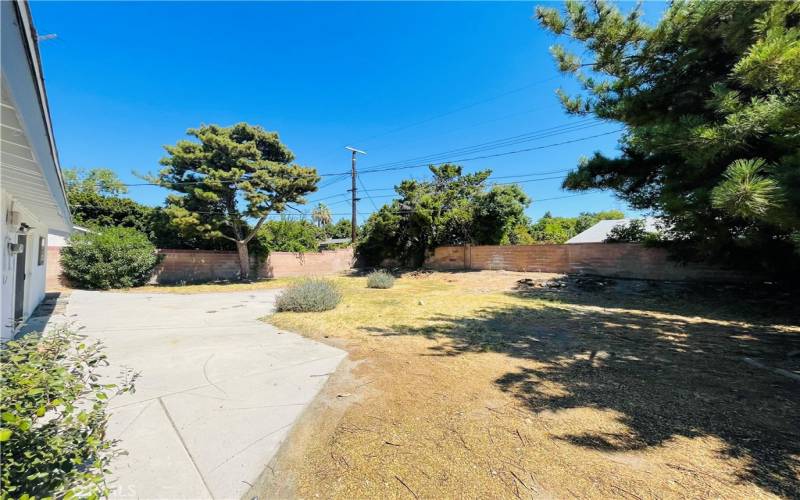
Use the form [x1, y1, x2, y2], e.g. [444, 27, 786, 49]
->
[566, 218, 659, 244]
[320, 238, 351, 245]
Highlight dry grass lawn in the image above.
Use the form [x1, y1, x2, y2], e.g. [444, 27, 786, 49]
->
[253, 271, 800, 499]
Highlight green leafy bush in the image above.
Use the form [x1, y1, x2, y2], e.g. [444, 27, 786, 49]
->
[605, 220, 649, 243]
[254, 219, 322, 253]
[0, 328, 137, 498]
[61, 227, 159, 289]
[275, 279, 341, 312]
[366, 270, 395, 289]
[605, 220, 663, 245]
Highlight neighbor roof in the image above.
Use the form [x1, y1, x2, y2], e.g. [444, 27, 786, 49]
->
[566, 218, 659, 244]
[320, 238, 351, 245]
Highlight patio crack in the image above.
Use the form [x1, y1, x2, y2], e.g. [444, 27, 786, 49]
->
[113, 400, 152, 438]
[158, 397, 215, 499]
[208, 423, 292, 474]
[202, 354, 228, 396]
[110, 352, 345, 410]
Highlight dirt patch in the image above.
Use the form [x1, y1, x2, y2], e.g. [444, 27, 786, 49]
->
[265, 272, 799, 498]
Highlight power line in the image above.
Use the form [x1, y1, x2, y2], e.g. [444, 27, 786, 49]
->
[70, 190, 593, 217]
[317, 173, 351, 189]
[488, 169, 572, 180]
[533, 192, 595, 202]
[493, 175, 567, 186]
[299, 168, 576, 207]
[305, 191, 348, 204]
[338, 193, 597, 218]
[354, 75, 561, 144]
[358, 129, 623, 175]
[358, 175, 379, 212]
[325, 198, 352, 207]
[311, 168, 573, 195]
[356, 121, 602, 173]
[359, 118, 600, 171]
[391, 102, 564, 147]
[337, 174, 569, 201]
[79, 124, 618, 190]
[300, 168, 575, 203]
[350, 102, 564, 163]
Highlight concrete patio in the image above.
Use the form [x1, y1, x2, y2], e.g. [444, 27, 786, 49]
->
[58, 289, 346, 499]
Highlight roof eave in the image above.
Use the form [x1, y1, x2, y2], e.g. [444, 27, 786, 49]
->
[12, 0, 71, 228]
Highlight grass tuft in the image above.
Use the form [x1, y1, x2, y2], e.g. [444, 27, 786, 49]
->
[275, 278, 342, 312]
[366, 270, 396, 289]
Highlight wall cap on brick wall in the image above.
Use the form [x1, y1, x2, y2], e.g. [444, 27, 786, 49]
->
[156, 248, 355, 256]
[157, 248, 237, 255]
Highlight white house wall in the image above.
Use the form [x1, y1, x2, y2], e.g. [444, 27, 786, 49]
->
[0, 189, 13, 339]
[1, 189, 49, 340]
[1, 0, 70, 341]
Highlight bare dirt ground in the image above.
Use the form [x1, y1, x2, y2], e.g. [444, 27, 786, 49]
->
[256, 271, 798, 499]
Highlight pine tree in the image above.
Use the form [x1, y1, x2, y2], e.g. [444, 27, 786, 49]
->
[150, 123, 319, 279]
[536, 0, 800, 272]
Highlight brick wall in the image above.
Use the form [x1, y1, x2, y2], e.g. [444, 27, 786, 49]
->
[426, 243, 744, 282]
[260, 248, 356, 278]
[151, 249, 245, 284]
[151, 247, 356, 284]
[47, 246, 357, 289]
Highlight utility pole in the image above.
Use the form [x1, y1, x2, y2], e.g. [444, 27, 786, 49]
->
[345, 146, 366, 244]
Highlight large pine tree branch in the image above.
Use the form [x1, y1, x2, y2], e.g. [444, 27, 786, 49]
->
[243, 215, 269, 244]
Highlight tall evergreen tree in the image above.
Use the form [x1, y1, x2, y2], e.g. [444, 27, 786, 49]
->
[536, 0, 800, 272]
[359, 164, 530, 265]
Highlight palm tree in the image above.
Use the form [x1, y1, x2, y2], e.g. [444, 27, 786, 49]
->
[311, 203, 332, 228]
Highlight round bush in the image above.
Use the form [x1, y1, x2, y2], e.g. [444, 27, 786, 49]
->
[60, 227, 159, 290]
[275, 279, 342, 312]
[366, 270, 395, 289]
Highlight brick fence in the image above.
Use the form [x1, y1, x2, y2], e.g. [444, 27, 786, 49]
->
[426, 243, 744, 282]
[49, 243, 745, 288]
[152, 248, 356, 283]
[258, 248, 356, 279]
[46, 246, 356, 289]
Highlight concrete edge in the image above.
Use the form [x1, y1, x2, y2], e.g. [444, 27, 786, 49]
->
[243, 354, 362, 500]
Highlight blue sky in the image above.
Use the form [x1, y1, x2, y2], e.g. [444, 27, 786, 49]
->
[31, 1, 665, 224]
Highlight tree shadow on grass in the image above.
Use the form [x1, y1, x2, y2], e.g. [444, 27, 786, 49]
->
[365, 287, 800, 497]
[510, 274, 800, 325]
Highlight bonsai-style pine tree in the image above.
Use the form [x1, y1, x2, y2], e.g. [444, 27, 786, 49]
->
[151, 123, 319, 279]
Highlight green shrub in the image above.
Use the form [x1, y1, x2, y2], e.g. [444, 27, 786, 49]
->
[254, 219, 322, 253]
[605, 219, 662, 244]
[0, 328, 137, 498]
[275, 279, 341, 312]
[366, 270, 395, 289]
[61, 226, 159, 289]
